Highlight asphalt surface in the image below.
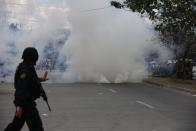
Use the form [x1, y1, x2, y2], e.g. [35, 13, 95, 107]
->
[1, 83, 196, 131]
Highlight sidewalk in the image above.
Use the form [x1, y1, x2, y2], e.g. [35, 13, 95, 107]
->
[143, 77, 196, 94]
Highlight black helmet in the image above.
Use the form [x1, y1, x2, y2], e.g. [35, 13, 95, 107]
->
[22, 47, 39, 62]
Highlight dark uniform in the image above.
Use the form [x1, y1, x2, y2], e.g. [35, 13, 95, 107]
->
[4, 47, 44, 131]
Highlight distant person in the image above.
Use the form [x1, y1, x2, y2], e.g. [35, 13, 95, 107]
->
[4, 47, 49, 131]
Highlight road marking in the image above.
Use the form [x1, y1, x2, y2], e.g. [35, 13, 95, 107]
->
[42, 113, 48, 117]
[192, 94, 196, 97]
[108, 89, 117, 93]
[98, 92, 104, 95]
[136, 101, 154, 109]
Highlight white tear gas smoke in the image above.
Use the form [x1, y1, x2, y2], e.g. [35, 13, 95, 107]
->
[56, 0, 173, 83]
[0, 0, 173, 83]
[0, 0, 70, 82]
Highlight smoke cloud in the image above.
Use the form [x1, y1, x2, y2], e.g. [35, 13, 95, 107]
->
[0, 0, 70, 82]
[58, 0, 172, 83]
[0, 0, 172, 83]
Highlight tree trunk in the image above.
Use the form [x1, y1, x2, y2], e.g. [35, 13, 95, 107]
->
[182, 43, 192, 80]
[173, 43, 193, 80]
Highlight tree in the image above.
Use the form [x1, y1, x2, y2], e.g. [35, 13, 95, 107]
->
[111, 0, 196, 79]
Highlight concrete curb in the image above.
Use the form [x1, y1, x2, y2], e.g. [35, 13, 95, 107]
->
[143, 79, 196, 94]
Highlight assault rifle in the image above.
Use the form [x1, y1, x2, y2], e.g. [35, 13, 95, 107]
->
[40, 86, 51, 112]
[39, 71, 51, 112]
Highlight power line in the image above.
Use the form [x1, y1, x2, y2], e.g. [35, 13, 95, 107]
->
[81, 6, 112, 12]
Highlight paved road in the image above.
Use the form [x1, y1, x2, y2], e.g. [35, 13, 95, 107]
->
[1, 83, 196, 131]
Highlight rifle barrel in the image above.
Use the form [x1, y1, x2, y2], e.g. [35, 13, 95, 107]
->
[46, 101, 51, 112]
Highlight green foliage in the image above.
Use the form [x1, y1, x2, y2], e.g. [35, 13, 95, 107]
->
[111, 1, 124, 8]
[111, 0, 196, 79]
[111, 0, 196, 47]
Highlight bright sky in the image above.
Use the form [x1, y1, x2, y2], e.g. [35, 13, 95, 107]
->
[3, 0, 69, 30]
[35, 0, 67, 6]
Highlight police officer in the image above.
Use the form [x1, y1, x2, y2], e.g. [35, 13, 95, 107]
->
[4, 47, 48, 131]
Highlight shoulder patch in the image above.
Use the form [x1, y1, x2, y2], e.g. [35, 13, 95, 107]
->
[20, 73, 27, 79]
